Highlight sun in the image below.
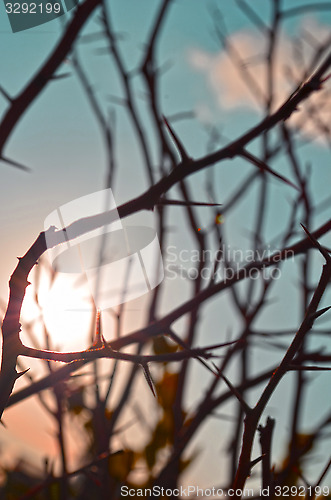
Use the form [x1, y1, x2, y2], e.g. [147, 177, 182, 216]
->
[21, 261, 95, 351]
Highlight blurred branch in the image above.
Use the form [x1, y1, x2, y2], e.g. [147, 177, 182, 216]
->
[0, 0, 101, 157]
[18, 450, 123, 500]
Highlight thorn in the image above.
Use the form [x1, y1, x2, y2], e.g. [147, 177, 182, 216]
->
[48, 460, 55, 477]
[156, 198, 222, 207]
[250, 454, 265, 469]
[163, 115, 191, 163]
[213, 365, 251, 414]
[196, 357, 219, 376]
[93, 310, 106, 348]
[141, 363, 157, 398]
[308, 306, 331, 322]
[16, 368, 30, 380]
[241, 148, 299, 191]
[320, 73, 331, 84]
[0, 85, 12, 103]
[0, 156, 31, 172]
[50, 72, 72, 80]
[301, 224, 331, 262]
[167, 329, 218, 376]
[288, 365, 331, 371]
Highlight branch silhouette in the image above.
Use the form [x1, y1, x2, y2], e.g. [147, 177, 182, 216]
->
[1, 2, 331, 497]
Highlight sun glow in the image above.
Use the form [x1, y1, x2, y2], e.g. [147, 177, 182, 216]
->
[21, 262, 95, 351]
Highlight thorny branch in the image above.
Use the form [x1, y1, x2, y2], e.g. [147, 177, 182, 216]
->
[1, 1, 331, 497]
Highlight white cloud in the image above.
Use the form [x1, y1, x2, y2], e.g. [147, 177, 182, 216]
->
[189, 17, 331, 143]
